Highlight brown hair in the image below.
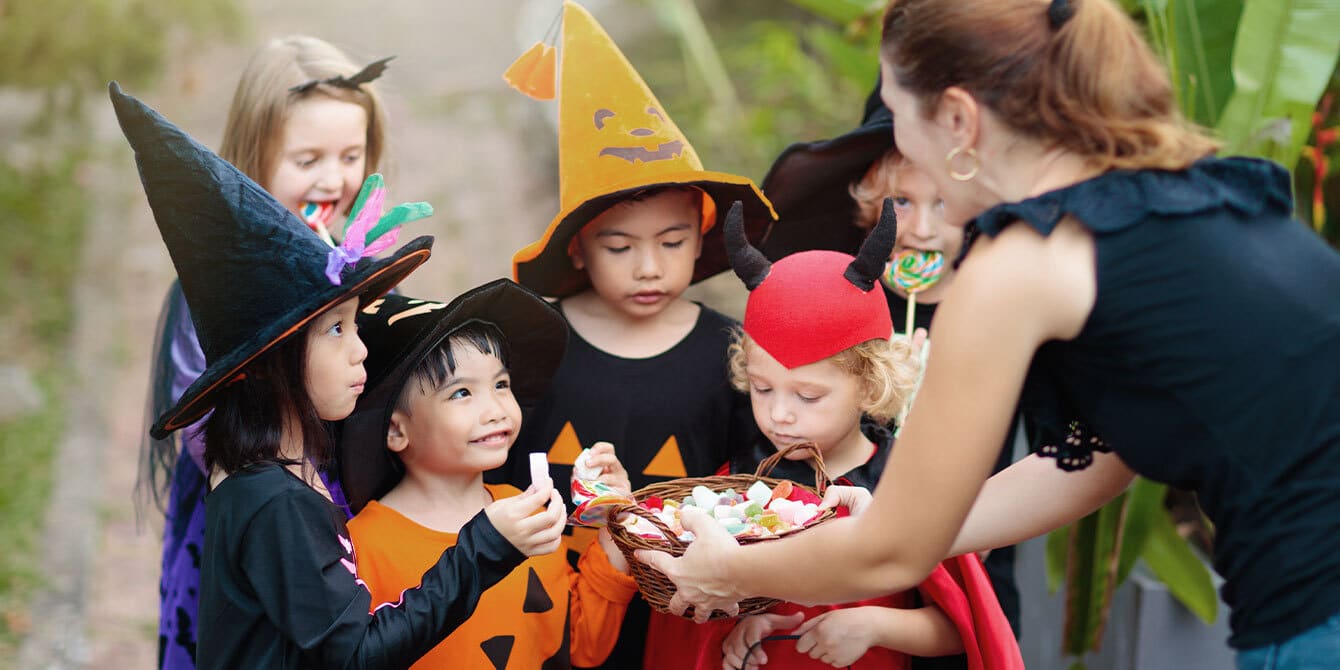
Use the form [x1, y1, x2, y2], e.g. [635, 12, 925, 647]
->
[219, 35, 387, 187]
[880, 0, 1219, 171]
[728, 330, 919, 425]
[848, 147, 904, 230]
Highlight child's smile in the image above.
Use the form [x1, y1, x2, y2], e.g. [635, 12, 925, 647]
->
[392, 345, 521, 475]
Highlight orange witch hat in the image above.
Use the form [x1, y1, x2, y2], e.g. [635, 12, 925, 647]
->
[508, 0, 776, 298]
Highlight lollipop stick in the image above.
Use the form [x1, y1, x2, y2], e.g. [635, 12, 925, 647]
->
[905, 293, 917, 337]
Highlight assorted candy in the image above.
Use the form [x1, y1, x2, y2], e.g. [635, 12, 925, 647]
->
[582, 480, 823, 543]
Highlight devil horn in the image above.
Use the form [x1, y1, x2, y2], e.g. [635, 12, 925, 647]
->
[844, 197, 898, 291]
[725, 200, 770, 291]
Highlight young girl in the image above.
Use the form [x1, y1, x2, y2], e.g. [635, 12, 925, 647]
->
[139, 35, 390, 669]
[641, 203, 1022, 670]
[113, 83, 568, 668]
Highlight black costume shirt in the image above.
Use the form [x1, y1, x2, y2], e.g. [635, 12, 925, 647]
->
[969, 156, 1340, 649]
[197, 463, 524, 669]
[492, 302, 758, 669]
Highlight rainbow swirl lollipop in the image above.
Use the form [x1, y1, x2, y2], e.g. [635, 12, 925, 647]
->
[883, 249, 945, 337]
[889, 249, 945, 294]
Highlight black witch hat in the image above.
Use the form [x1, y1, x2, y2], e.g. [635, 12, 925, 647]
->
[110, 82, 434, 439]
[759, 81, 893, 260]
[338, 280, 568, 513]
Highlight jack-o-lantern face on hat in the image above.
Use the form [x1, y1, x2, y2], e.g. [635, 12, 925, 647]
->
[593, 106, 684, 164]
[509, 1, 778, 299]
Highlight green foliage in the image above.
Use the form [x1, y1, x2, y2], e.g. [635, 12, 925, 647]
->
[0, 0, 246, 652]
[639, 0, 878, 181]
[0, 381, 62, 658]
[1046, 479, 1218, 664]
[1137, 0, 1245, 127]
[1060, 495, 1127, 656]
[1215, 0, 1340, 166]
[0, 0, 244, 123]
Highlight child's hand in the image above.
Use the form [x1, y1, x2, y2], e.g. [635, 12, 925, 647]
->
[793, 608, 878, 667]
[818, 485, 873, 516]
[596, 526, 629, 574]
[910, 327, 929, 360]
[584, 441, 631, 494]
[484, 481, 566, 557]
[721, 612, 805, 670]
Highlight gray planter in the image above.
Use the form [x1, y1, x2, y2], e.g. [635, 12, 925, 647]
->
[1014, 534, 1235, 669]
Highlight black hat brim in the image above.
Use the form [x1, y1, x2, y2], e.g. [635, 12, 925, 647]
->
[149, 236, 434, 439]
[759, 107, 893, 260]
[338, 279, 568, 514]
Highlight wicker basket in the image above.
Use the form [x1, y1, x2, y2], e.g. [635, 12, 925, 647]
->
[606, 443, 837, 620]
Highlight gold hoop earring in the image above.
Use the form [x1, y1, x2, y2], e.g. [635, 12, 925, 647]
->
[946, 146, 980, 182]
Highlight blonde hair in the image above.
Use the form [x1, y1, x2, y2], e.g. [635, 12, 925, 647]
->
[728, 330, 920, 425]
[881, 0, 1219, 171]
[219, 35, 387, 186]
[848, 147, 904, 230]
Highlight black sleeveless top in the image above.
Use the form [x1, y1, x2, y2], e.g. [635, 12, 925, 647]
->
[965, 157, 1340, 649]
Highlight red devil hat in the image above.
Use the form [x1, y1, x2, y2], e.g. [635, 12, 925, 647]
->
[727, 198, 897, 369]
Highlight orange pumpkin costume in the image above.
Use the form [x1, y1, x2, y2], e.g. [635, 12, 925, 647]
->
[349, 483, 638, 669]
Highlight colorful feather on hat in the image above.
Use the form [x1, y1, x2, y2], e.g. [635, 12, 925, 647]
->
[325, 174, 433, 285]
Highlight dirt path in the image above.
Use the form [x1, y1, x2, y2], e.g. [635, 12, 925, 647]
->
[14, 0, 619, 665]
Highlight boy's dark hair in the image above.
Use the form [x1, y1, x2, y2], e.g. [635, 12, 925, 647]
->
[394, 322, 511, 416]
[204, 328, 332, 477]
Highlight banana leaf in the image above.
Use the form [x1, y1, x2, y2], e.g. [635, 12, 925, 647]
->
[1167, 0, 1245, 127]
[1216, 0, 1340, 166]
[1047, 477, 1218, 661]
[1141, 497, 1219, 623]
[1060, 494, 1128, 656]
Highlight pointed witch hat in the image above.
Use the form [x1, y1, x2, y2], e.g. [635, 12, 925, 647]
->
[726, 198, 897, 368]
[109, 82, 434, 439]
[338, 280, 569, 514]
[760, 81, 893, 260]
[509, 0, 776, 297]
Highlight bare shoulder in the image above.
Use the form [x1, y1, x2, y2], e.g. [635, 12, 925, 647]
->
[949, 217, 1095, 342]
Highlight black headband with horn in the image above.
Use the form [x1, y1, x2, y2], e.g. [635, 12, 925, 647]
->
[289, 56, 395, 95]
[725, 200, 771, 291]
[843, 197, 898, 291]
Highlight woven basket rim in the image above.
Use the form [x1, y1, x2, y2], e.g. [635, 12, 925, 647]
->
[604, 472, 837, 620]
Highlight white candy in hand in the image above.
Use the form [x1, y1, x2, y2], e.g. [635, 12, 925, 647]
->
[529, 452, 551, 487]
[572, 448, 603, 481]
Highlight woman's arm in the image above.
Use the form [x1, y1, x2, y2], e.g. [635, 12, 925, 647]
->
[950, 451, 1135, 556]
[640, 219, 1099, 616]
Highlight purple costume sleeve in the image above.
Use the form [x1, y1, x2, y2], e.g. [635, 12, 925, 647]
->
[166, 289, 210, 473]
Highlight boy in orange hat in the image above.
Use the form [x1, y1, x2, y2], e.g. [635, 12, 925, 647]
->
[495, 2, 776, 666]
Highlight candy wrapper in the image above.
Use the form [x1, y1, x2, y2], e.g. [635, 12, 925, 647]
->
[569, 478, 634, 527]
